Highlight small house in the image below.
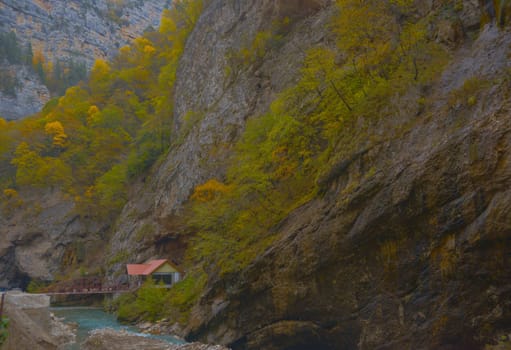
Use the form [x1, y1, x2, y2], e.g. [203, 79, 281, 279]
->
[126, 259, 182, 287]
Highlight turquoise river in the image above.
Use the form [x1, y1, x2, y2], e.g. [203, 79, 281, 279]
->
[50, 307, 184, 349]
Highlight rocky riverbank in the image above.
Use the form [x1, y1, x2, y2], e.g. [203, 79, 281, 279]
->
[82, 329, 228, 350]
[0, 292, 228, 350]
[136, 319, 185, 338]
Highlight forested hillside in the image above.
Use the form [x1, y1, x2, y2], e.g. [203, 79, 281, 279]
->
[1, 0, 511, 349]
[0, 0, 203, 289]
[0, 1, 202, 219]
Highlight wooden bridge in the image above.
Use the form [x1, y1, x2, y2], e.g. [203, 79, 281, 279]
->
[45, 288, 133, 296]
[42, 277, 135, 296]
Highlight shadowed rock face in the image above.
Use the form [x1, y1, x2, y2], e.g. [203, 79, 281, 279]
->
[182, 24, 511, 349]
[193, 120, 511, 348]
[106, 1, 511, 348]
[0, 191, 108, 289]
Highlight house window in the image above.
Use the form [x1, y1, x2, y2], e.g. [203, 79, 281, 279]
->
[152, 273, 173, 285]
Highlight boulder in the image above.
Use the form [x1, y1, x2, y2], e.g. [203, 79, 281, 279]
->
[1, 291, 74, 350]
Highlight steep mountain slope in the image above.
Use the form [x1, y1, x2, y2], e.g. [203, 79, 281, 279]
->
[1, 0, 510, 348]
[107, 0, 331, 268]
[183, 24, 511, 349]
[0, 0, 167, 288]
[103, 0, 511, 349]
[0, 0, 168, 120]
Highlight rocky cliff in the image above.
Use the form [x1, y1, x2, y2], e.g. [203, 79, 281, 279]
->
[0, 190, 107, 288]
[183, 23, 511, 348]
[109, 0, 511, 349]
[107, 0, 331, 267]
[1, 0, 510, 349]
[0, 66, 50, 121]
[0, 0, 168, 120]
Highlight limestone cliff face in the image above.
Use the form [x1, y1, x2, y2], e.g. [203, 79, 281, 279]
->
[107, 0, 331, 267]
[0, 66, 50, 121]
[2, 0, 510, 348]
[111, 1, 511, 349]
[0, 0, 167, 120]
[183, 24, 511, 348]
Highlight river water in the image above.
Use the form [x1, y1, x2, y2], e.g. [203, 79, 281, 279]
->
[50, 307, 184, 349]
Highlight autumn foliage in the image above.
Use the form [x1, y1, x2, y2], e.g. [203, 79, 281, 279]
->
[185, 0, 449, 276]
[0, 0, 464, 324]
[191, 179, 231, 202]
[44, 121, 68, 148]
[0, 0, 204, 219]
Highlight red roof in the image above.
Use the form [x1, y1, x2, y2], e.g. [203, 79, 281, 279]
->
[126, 264, 149, 275]
[126, 259, 181, 276]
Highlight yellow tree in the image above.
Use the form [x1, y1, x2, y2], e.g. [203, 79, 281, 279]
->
[87, 105, 101, 126]
[11, 142, 42, 186]
[11, 142, 71, 189]
[44, 120, 68, 148]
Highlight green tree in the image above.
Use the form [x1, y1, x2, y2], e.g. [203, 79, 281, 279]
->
[89, 59, 112, 105]
[92, 164, 128, 218]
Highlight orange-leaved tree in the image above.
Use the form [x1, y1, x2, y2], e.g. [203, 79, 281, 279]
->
[190, 179, 231, 202]
[44, 120, 68, 149]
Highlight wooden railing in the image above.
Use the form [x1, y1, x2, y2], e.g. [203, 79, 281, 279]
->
[42, 277, 135, 295]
